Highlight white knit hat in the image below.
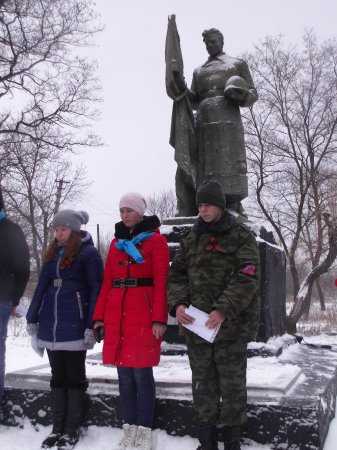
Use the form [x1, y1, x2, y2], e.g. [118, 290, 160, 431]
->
[119, 192, 146, 216]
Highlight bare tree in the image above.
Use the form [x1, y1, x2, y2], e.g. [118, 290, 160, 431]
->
[287, 213, 337, 332]
[0, 0, 102, 168]
[244, 31, 337, 332]
[1, 138, 88, 272]
[146, 189, 177, 221]
[299, 170, 337, 313]
[0, 0, 101, 274]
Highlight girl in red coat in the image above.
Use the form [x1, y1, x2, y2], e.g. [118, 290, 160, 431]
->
[93, 192, 169, 450]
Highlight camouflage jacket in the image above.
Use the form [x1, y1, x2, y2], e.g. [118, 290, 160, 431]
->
[168, 213, 260, 342]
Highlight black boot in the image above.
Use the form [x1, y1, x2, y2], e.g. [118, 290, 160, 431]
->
[223, 426, 241, 450]
[225, 443, 241, 450]
[196, 423, 218, 450]
[41, 388, 67, 448]
[0, 399, 5, 425]
[57, 388, 86, 450]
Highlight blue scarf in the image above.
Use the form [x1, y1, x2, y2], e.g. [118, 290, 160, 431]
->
[115, 231, 154, 263]
[0, 209, 6, 222]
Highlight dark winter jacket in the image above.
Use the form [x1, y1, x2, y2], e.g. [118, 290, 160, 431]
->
[93, 215, 169, 367]
[168, 212, 260, 342]
[26, 232, 103, 343]
[0, 217, 30, 306]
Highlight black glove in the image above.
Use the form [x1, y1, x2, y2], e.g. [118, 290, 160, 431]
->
[93, 325, 104, 343]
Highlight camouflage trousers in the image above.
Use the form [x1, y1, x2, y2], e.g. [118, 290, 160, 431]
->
[186, 335, 247, 426]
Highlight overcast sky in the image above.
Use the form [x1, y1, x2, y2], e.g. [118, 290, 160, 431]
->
[73, 0, 337, 237]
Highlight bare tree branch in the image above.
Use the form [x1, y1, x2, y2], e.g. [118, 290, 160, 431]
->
[0, 0, 102, 166]
[146, 190, 177, 221]
[2, 138, 89, 271]
[245, 32, 337, 331]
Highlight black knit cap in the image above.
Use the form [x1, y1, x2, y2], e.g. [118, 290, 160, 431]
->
[196, 180, 226, 209]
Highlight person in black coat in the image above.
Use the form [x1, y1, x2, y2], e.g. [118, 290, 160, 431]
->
[26, 209, 103, 450]
[0, 189, 30, 421]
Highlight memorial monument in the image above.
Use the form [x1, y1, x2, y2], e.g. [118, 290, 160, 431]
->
[165, 15, 257, 216]
[164, 15, 286, 341]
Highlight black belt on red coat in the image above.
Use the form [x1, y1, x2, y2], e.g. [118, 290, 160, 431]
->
[112, 278, 153, 288]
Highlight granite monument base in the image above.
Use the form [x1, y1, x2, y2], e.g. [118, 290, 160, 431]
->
[3, 342, 337, 450]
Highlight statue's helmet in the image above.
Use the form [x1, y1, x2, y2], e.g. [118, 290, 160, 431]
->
[224, 75, 249, 96]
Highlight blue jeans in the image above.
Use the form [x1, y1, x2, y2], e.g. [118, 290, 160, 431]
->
[0, 302, 12, 403]
[117, 367, 156, 428]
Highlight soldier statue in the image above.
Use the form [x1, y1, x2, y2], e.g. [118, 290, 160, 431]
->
[166, 18, 258, 215]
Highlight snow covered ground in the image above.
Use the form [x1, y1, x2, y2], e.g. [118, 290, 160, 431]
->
[0, 420, 273, 450]
[1, 333, 337, 449]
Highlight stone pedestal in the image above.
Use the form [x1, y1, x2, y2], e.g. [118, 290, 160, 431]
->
[258, 237, 287, 341]
[4, 341, 337, 449]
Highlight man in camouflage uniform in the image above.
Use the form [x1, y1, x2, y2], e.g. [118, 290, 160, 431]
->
[168, 180, 260, 450]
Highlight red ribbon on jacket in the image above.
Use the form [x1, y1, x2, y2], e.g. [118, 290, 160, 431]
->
[240, 264, 257, 276]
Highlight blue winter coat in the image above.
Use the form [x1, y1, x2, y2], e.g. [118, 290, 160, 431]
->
[26, 232, 103, 343]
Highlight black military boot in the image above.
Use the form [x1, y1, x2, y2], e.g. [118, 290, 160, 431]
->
[0, 398, 5, 425]
[41, 388, 67, 448]
[196, 423, 219, 450]
[225, 443, 241, 450]
[57, 388, 86, 450]
[223, 426, 241, 450]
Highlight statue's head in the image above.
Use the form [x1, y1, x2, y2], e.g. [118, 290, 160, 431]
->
[202, 28, 224, 57]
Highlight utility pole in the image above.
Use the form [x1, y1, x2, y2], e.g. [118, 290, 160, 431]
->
[53, 178, 70, 215]
[48, 178, 71, 243]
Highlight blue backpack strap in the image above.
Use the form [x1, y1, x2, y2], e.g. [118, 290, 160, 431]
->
[0, 209, 6, 222]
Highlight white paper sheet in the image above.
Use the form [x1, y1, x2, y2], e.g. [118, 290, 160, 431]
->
[182, 305, 220, 343]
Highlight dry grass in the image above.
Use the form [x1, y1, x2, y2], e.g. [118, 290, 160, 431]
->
[294, 301, 337, 336]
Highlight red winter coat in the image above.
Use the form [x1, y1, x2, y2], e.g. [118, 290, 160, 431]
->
[93, 216, 169, 367]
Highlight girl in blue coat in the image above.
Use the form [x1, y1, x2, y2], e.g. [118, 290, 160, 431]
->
[26, 209, 103, 450]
